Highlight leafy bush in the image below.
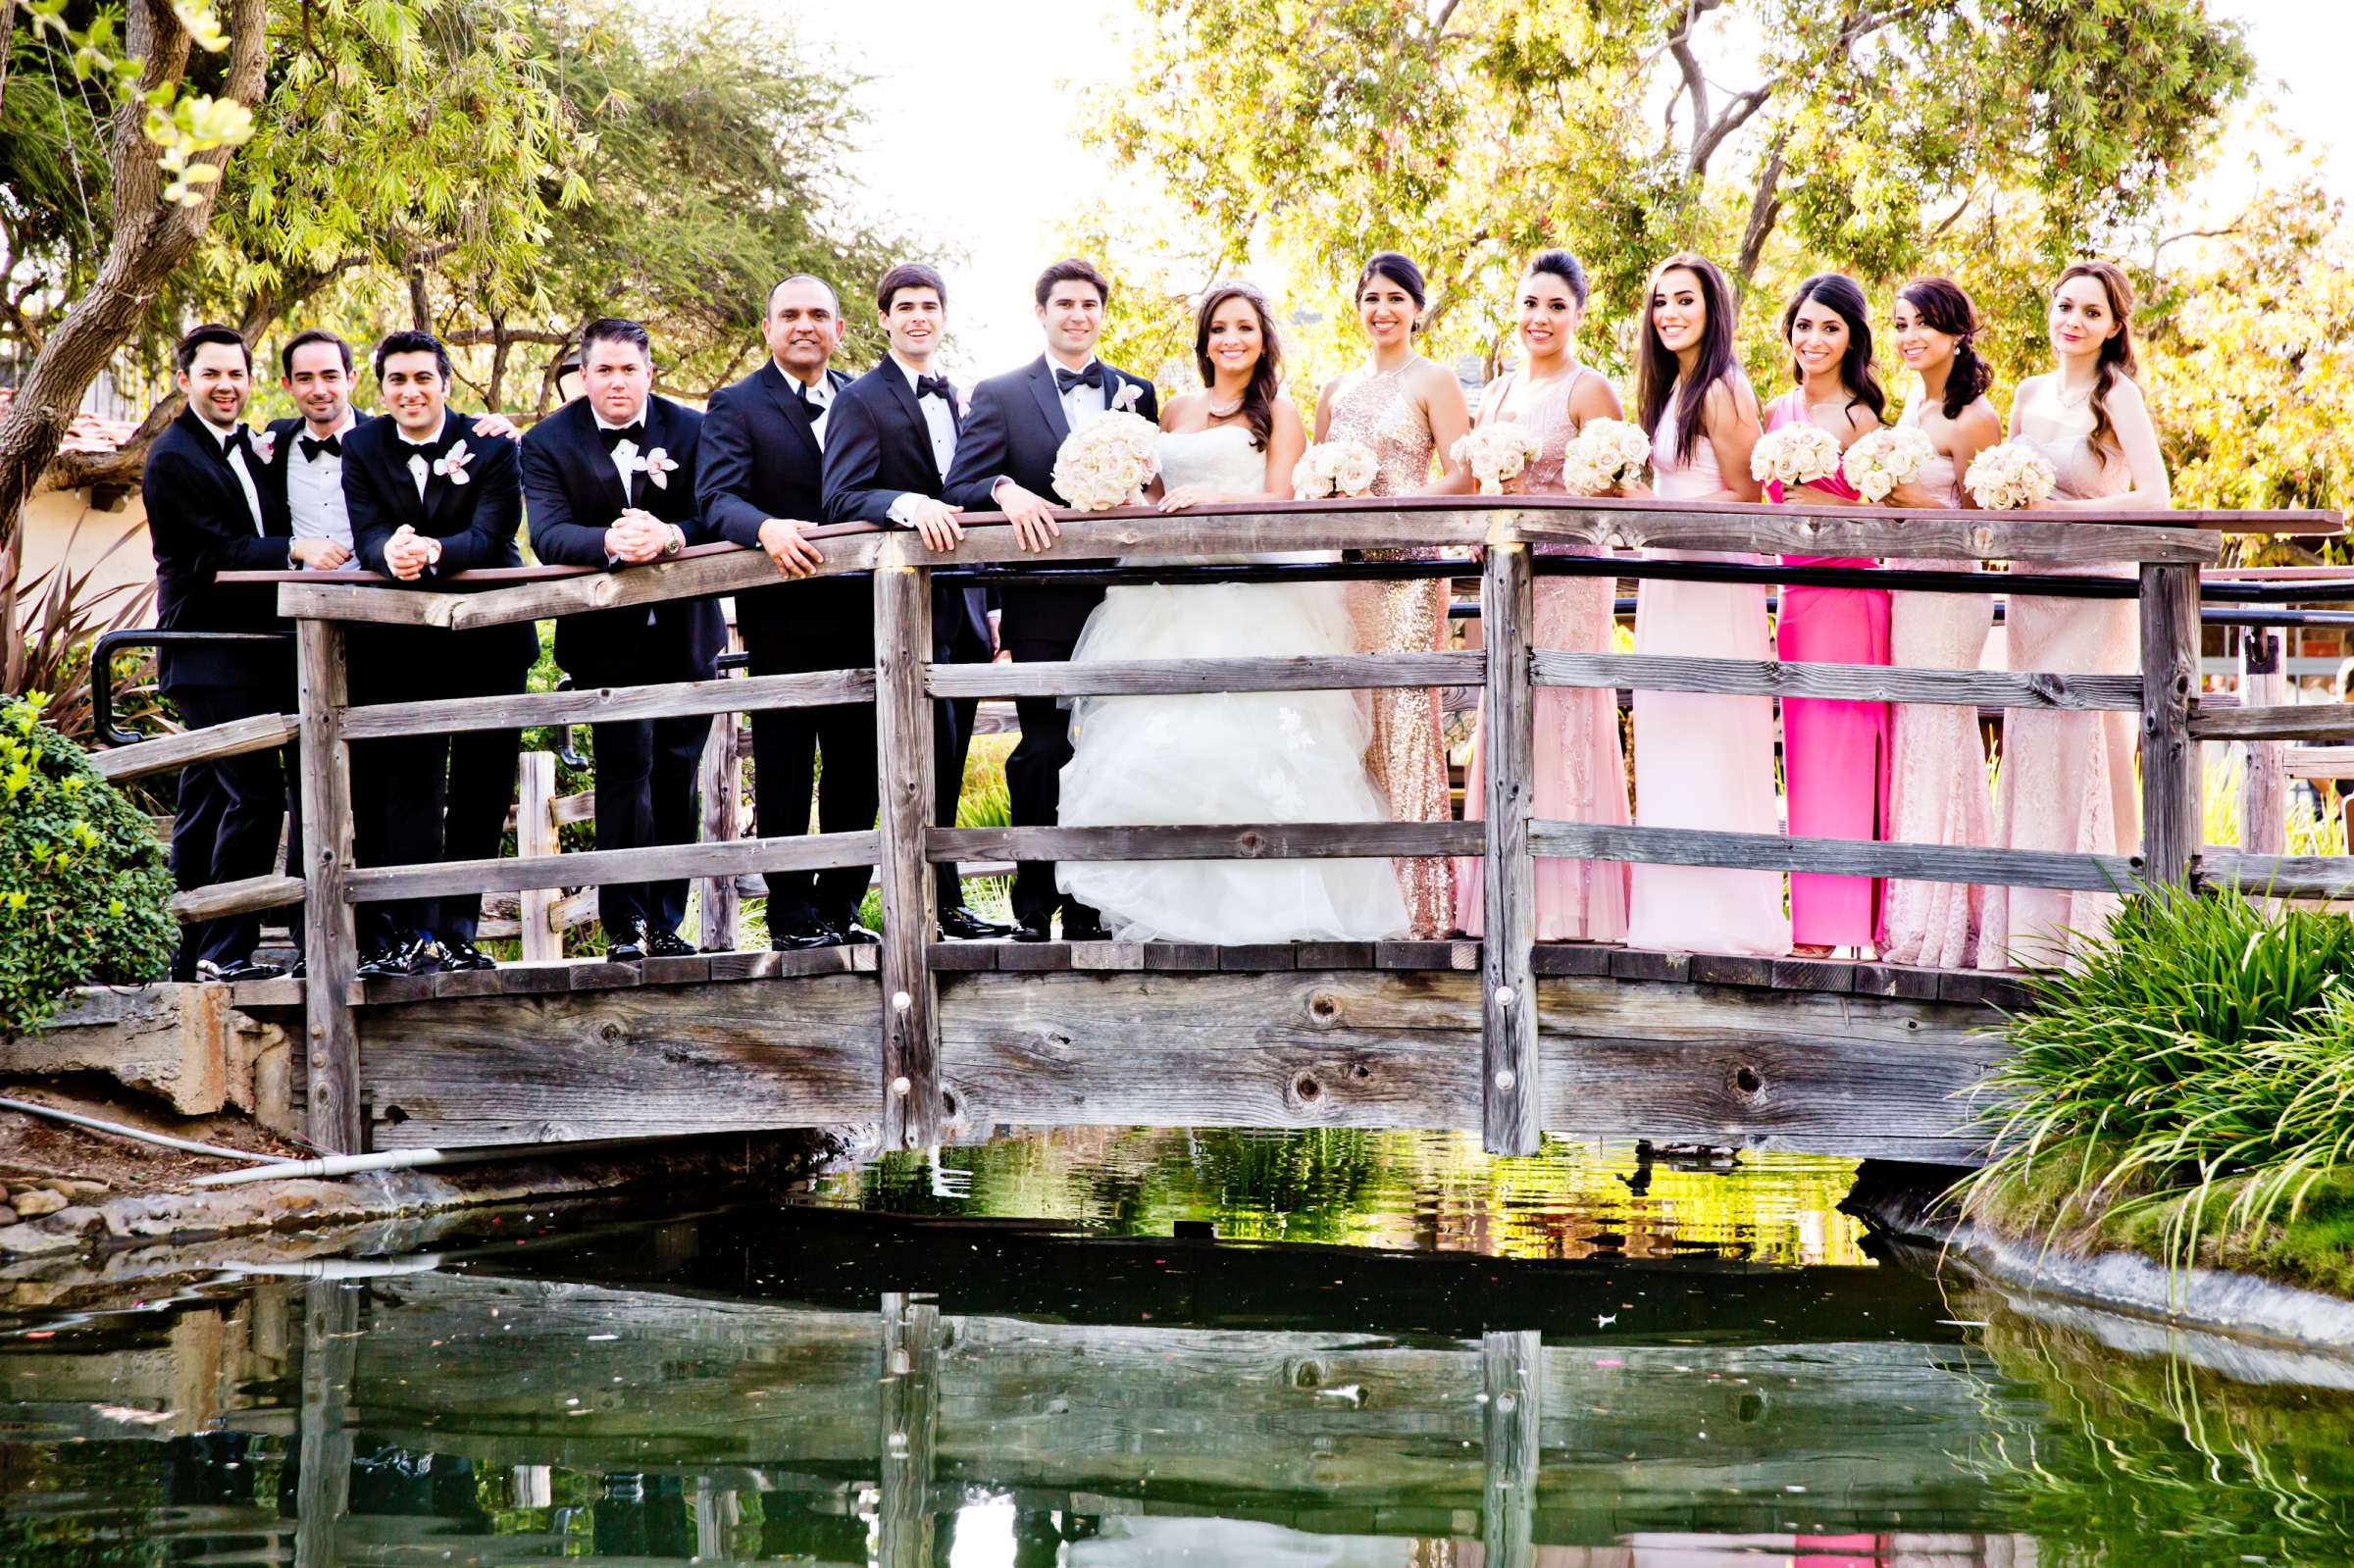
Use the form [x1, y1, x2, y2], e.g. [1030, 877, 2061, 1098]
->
[0, 693, 177, 1038]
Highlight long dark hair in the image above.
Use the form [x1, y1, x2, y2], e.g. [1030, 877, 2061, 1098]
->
[1635, 252, 1738, 463]
[1781, 274, 1885, 423]
[2055, 259, 2138, 458]
[1356, 251, 1427, 329]
[1194, 281, 1283, 451]
[1524, 247, 1589, 308]
[1896, 277, 1994, 421]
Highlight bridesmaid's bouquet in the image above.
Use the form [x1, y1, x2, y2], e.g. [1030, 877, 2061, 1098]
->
[1292, 438, 1379, 500]
[1559, 417, 1653, 496]
[1451, 423, 1543, 495]
[1962, 440, 2058, 511]
[1840, 426, 1938, 503]
[1749, 423, 1844, 489]
[1051, 411, 1161, 510]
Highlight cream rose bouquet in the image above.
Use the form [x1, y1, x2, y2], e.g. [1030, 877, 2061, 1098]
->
[1050, 411, 1161, 511]
[1292, 438, 1380, 500]
[1559, 417, 1653, 497]
[1451, 423, 1543, 495]
[1748, 422, 1844, 490]
[1839, 425, 1938, 503]
[1962, 440, 2058, 511]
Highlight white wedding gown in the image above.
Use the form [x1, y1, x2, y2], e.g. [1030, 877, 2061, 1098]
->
[1055, 424, 1410, 942]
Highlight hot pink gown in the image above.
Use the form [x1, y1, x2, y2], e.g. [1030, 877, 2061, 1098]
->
[1625, 400, 1791, 956]
[1765, 391, 1891, 949]
[1457, 370, 1632, 941]
[1879, 440, 1996, 968]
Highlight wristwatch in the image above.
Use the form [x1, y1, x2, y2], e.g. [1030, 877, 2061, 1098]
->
[664, 524, 685, 556]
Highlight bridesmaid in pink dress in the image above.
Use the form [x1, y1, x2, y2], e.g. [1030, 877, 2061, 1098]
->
[1620, 254, 1788, 957]
[1764, 275, 1892, 955]
[1983, 260, 2172, 969]
[1457, 249, 1632, 942]
[1880, 278, 2004, 969]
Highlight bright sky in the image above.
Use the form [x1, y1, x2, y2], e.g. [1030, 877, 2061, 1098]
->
[805, 0, 2353, 377]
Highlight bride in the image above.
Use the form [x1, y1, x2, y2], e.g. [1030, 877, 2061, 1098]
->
[1056, 282, 1410, 942]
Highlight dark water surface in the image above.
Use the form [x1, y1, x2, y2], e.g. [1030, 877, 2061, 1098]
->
[5, 1130, 2354, 1566]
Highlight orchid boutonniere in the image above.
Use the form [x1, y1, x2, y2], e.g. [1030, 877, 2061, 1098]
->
[640, 446, 678, 489]
[247, 428, 277, 464]
[434, 442, 474, 485]
[1110, 379, 1143, 414]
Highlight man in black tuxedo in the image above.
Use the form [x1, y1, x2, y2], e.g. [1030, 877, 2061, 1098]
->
[144, 325, 345, 982]
[698, 275, 887, 950]
[942, 259, 1158, 942]
[820, 263, 1012, 942]
[341, 329, 539, 975]
[523, 317, 718, 961]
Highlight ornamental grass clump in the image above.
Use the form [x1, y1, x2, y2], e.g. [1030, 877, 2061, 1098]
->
[1961, 882, 2354, 1293]
[0, 693, 176, 1039]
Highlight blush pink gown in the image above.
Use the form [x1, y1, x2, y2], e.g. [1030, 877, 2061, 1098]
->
[1624, 399, 1791, 956]
[1457, 370, 1632, 941]
[1764, 391, 1891, 950]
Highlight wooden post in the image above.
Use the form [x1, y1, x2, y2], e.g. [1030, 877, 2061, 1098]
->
[515, 751, 562, 963]
[294, 619, 362, 1152]
[695, 699, 742, 953]
[292, 1280, 357, 1568]
[1481, 536, 1538, 1156]
[876, 1291, 940, 1568]
[873, 546, 941, 1148]
[1480, 1329, 1540, 1568]
[2238, 627, 2288, 857]
[2139, 563, 2202, 887]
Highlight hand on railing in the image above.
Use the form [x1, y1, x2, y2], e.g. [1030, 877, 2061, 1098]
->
[756, 518, 826, 579]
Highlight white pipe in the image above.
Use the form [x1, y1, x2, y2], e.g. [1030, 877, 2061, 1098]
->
[186, 1136, 671, 1188]
[0, 1094, 301, 1165]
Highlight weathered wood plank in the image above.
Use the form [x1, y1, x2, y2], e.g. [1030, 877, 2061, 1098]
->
[696, 689, 743, 954]
[1510, 510, 2221, 564]
[1218, 943, 1301, 971]
[341, 830, 880, 902]
[877, 1295, 940, 1568]
[1480, 539, 1539, 1156]
[2237, 629, 2288, 857]
[1068, 941, 1149, 971]
[1770, 957, 1858, 993]
[1687, 952, 1776, 987]
[170, 873, 304, 924]
[927, 652, 1482, 699]
[997, 941, 1075, 972]
[2139, 562, 2201, 886]
[294, 620, 361, 1153]
[1850, 962, 1946, 1001]
[1529, 943, 1612, 976]
[91, 712, 297, 783]
[2202, 849, 2354, 898]
[1376, 939, 1480, 971]
[1482, 1330, 1539, 1568]
[1531, 650, 2140, 710]
[514, 752, 562, 963]
[338, 669, 874, 740]
[926, 941, 999, 972]
[706, 946, 870, 981]
[1296, 941, 1379, 970]
[873, 552, 941, 1149]
[933, 822, 1482, 863]
[1143, 943, 1221, 972]
[2189, 702, 2354, 742]
[1530, 819, 2137, 891]
[2284, 744, 2354, 780]
[1609, 948, 1690, 983]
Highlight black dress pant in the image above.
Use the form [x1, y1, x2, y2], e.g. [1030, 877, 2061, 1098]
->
[931, 609, 995, 913]
[744, 632, 878, 931]
[1002, 633, 1098, 927]
[589, 711, 706, 941]
[168, 682, 295, 976]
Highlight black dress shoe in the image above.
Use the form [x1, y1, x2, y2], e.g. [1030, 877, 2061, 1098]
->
[358, 931, 438, 978]
[940, 904, 1015, 941]
[196, 957, 285, 984]
[771, 915, 835, 951]
[1061, 913, 1112, 942]
[837, 921, 881, 945]
[1010, 912, 1054, 943]
[643, 928, 696, 958]
[439, 939, 497, 972]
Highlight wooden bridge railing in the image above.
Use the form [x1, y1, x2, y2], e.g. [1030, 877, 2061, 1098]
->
[90, 494, 2343, 1155]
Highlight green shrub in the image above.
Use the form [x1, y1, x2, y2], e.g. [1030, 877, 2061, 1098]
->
[0, 693, 177, 1038]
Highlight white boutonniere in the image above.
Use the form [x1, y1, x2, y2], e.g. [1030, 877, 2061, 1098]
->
[639, 446, 678, 489]
[433, 443, 474, 485]
[247, 428, 277, 464]
[1110, 379, 1143, 413]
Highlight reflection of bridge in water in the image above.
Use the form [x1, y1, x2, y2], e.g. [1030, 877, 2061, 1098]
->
[85, 494, 2345, 1165]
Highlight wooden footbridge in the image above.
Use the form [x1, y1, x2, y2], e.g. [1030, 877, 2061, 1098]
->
[69, 495, 2346, 1164]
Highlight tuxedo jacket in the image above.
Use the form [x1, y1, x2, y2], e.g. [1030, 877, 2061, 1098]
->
[522, 393, 723, 687]
[144, 407, 296, 692]
[941, 356, 1159, 646]
[260, 412, 371, 509]
[340, 409, 539, 674]
[697, 361, 863, 646]
[819, 362, 989, 656]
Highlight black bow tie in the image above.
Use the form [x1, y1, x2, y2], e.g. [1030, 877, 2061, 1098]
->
[914, 375, 954, 404]
[1054, 363, 1104, 395]
[598, 422, 646, 450]
[299, 432, 342, 461]
[797, 380, 828, 409]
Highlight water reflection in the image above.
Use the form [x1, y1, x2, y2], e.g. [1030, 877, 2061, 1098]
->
[1, 1133, 2351, 1565]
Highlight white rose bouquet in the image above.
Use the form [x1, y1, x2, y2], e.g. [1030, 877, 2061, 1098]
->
[1050, 411, 1161, 511]
[1451, 423, 1543, 495]
[1839, 425, 1938, 503]
[1962, 440, 2058, 511]
[1748, 422, 1844, 490]
[1292, 438, 1380, 500]
[1558, 416, 1653, 497]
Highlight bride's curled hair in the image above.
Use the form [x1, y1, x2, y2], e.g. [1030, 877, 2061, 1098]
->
[1194, 280, 1284, 451]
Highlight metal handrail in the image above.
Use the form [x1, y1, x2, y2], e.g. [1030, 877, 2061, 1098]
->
[88, 629, 290, 748]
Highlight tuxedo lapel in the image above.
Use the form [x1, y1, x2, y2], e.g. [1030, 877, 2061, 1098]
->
[881, 365, 942, 484]
[1025, 357, 1071, 443]
[756, 362, 822, 462]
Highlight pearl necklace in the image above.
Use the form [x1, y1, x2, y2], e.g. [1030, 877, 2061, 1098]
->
[1206, 393, 1246, 419]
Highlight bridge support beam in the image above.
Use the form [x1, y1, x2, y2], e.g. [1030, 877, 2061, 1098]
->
[1481, 536, 1538, 1155]
[875, 548, 943, 1148]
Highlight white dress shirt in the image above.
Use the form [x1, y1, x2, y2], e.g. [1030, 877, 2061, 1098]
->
[786, 367, 833, 450]
[1055, 354, 1110, 434]
[886, 353, 956, 526]
[397, 414, 449, 502]
[591, 401, 655, 507]
[285, 411, 358, 552]
[201, 417, 269, 536]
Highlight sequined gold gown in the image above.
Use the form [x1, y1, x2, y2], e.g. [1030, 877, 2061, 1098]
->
[1329, 363, 1457, 938]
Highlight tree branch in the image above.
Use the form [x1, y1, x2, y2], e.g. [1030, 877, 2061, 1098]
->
[439, 327, 574, 348]
[1734, 128, 1790, 295]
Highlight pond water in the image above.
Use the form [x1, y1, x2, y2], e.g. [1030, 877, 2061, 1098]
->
[5, 1130, 2354, 1566]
